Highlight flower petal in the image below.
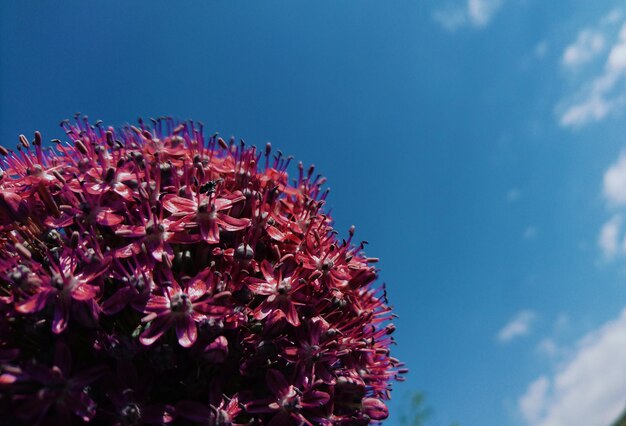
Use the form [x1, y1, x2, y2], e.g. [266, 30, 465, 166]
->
[176, 317, 197, 348]
[217, 213, 250, 231]
[362, 397, 389, 420]
[101, 287, 134, 315]
[52, 297, 70, 334]
[96, 209, 124, 226]
[266, 369, 289, 399]
[15, 290, 50, 314]
[139, 315, 174, 346]
[72, 284, 98, 301]
[162, 195, 197, 214]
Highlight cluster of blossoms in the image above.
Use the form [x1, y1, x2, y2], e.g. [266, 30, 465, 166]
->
[0, 117, 405, 425]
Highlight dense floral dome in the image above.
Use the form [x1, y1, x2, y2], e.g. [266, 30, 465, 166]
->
[0, 117, 405, 425]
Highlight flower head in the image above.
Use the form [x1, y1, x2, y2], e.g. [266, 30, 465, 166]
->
[0, 117, 405, 424]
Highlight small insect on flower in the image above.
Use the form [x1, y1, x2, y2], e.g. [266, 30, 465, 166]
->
[0, 117, 405, 425]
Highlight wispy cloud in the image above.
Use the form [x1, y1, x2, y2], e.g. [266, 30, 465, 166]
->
[433, 0, 503, 31]
[598, 153, 626, 260]
[536, 338, 559, 358]
[598, 214, 622, 259]
[562, 29, 605, 69]
[603, 152, 626, 206]
[519, 307, 626, 426]
[497, 310, 536, 343]
[467, 0, 502, 27]
[519, 376, 550, 424]
[559, 21, 626, 128]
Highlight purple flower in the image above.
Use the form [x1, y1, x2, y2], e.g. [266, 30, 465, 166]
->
[15, 253, 105, 334]
[244, 369, 330, 426]
[246, 260, 301, 326]
[162, 191, 250, 244]
[139, 270, 230, 347]
[0, 117, 404, 424]
[12, 342, 106, 424]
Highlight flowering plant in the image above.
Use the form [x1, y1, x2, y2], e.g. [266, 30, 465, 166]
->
[0, 117, 405, 425]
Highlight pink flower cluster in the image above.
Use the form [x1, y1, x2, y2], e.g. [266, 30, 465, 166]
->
[0, 117, 405, 425]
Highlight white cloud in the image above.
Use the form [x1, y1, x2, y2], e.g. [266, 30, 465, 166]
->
[604, 154, 626, 205]
[498, 310, 537, 343]
[468, 0, 502, 27]
[559, 95, 614, 127]
[520, 376, 550, 424]
[433, 0, 503, 31]
[602, 8, 623, 26]
[536, 338, 559, 358]
[559, 23, 626, 128]
[598, 214, 622, 259]
[519, 307, 626, 426]
[562, 29, 605, 69]
[433, 7, 468, 32]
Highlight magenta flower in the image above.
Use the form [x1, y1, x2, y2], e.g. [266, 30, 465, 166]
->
[139, 270, 230, 347]
[245, 369, 330, 426]
[0, 117, 404, 425]
[162, 191, 250, 244]
[115, 219, 180, 262]
[246, 260, 301, 326]
[11, 342, 106, 424]
[15, 252, 105, 334]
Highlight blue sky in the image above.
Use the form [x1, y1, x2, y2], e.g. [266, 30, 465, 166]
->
[3, 1, 626, 425]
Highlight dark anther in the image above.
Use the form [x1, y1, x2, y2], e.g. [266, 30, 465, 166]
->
[105, 168, 116, 183]
[52, 274, 64, 290]
[130, 276, 146, 292]
[250, 322, 263, 334]
[235, 243, 254, 261]
[71, 231, 80, 248]
[160, 162, 172, 176]
[83, 248, 99, 264]
[321, 260, 334, 271]
[9, 265, 31, 286]
[42, 229, 61, 245]
[19, 135, 29, 148]
[77, 158, 91, 173]
[331, 297, 347, 309]
[170, 294, 191, 313]
[106, 131, 114, 147]
[75, 140, 89, 155]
